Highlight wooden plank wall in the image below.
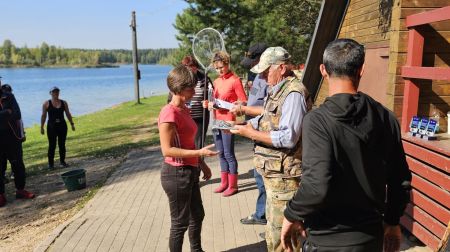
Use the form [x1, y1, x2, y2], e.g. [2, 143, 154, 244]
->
[315, 0, 449, 134]
[401, 136, 450, 251]
[315, 0, 392, 105]
[392, 0, 450, 132]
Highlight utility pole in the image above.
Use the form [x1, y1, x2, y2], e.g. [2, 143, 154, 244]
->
[130, 11, 141, 104]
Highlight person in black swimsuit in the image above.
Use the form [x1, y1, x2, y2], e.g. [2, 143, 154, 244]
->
[40, 87, 75, 169]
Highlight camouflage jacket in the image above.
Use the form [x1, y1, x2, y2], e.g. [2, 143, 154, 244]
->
[254, 76, 311, 178]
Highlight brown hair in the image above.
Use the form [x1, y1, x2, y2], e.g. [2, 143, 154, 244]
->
[167, 65, 197, 94]
[181, 55, 199, 68]
[212, 51, 230, 65]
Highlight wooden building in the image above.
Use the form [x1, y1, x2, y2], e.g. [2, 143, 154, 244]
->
[302, 0, 450, 250]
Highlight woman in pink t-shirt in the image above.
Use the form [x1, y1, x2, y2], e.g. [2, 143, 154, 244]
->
[203, 51, 247, 197]
[158, 65, 218, 252]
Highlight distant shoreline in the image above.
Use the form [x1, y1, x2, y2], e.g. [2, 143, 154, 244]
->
[0, 63, 172, 69]
[0, 63, 121, 69]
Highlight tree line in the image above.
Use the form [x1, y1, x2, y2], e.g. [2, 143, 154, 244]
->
[171, 0, 321, 73]
[0, 39, 175, 67]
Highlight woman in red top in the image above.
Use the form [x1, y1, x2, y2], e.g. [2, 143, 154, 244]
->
[203, 51, 247, 197]
[159, 65, 218, 252]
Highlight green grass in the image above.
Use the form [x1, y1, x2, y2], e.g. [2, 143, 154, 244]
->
[21, 95, 167, 175]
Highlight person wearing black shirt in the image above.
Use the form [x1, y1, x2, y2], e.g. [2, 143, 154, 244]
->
[40, 87, 75, 169]
[0, 83, 35, 207]
[0, 84, 25, 184]
[281, 39, 412, 252]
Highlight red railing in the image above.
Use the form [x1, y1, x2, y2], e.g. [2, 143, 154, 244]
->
[400, 6, 450, 132]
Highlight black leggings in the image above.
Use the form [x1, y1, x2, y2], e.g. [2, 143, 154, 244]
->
[47, 122, 67, 166]
[0, 154, 6, 178]
[0, 145, 23, 176]
[160, 163, 205, 252]
[0, 131, 26, 194]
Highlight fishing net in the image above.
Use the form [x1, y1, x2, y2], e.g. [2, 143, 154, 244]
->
[192, 28, 226, 148]
[192, 28, 225, 71]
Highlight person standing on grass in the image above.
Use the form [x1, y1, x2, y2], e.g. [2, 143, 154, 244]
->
[0, 84, 26, 183]
[41, 86, 75, 169]
[159, 65, 218, 252]
[202, 51, 248, 197]
[281, 39, 412, 252]
[0, 83, 35, 207]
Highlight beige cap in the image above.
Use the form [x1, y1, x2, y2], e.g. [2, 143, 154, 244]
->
[250, 47, 291, 73]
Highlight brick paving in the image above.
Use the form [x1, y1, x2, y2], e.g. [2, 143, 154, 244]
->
[34, 140, 431, 252]
[35, 141, 266, 252]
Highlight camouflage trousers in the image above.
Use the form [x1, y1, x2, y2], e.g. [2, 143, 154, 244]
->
[263, 176, 302, 252]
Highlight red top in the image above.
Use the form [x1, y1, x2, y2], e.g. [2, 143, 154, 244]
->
[158, 104, 199, 167]
[213, 71, 247, 121]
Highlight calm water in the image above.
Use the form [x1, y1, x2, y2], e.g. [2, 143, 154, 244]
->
[0, 65, 172, 127]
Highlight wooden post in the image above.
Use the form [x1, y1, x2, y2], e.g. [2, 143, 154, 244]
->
[130, 11, 141, 104]
[400, 29, 424, 132]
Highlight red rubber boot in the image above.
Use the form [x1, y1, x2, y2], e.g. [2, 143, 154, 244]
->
[223, 173, 238, 197]
[16, 189, 35, 199]
[214, 172, 229, 193]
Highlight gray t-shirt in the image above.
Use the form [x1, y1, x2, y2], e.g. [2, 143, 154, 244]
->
[245, 74, 267, 121]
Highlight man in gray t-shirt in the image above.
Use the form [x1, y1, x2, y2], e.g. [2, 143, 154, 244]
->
[245, 74, 267, 120]
[235, 43, 268, 226]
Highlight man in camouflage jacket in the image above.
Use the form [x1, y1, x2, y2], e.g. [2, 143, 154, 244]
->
[231, 47, 311, 251]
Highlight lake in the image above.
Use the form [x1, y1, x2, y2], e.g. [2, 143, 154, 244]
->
[0, 65, 172, 127]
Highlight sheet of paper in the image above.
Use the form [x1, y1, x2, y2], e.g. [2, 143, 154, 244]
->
[214, 99, 234, 110]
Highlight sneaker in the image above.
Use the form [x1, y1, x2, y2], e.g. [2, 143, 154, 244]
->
[16, 189, 35, 199]
[3, 176, 10, 184]
[240, 214, 267, 225]
[259, 232, 265, 239]
[0, 194, 6, 207]
[48, 164, 54, 170]
[60, 162, 69, 168]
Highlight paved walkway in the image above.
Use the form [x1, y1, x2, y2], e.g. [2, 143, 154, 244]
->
[35, 141, 266, 252]
[34, 140, 431, 252]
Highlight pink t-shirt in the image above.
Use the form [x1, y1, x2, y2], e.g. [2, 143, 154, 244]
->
[158, 104, 198, 167]
[213, 71, 248, 121]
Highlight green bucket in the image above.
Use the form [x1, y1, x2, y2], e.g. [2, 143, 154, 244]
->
[61, 169, 86, 192]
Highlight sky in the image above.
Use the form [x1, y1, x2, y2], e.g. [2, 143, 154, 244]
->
[0, 0, 189, 50]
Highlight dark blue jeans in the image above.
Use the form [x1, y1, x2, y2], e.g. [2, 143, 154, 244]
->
[254, 168, 266, 220]
[213, 129, 237, 174]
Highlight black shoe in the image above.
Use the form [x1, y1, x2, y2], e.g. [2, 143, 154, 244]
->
[3, 176, 10, 184]
[48, 165, 54, 170]
[240, 214, 267, 225]
[60, 162, 69, 168]
[259, 232, 265, 239]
